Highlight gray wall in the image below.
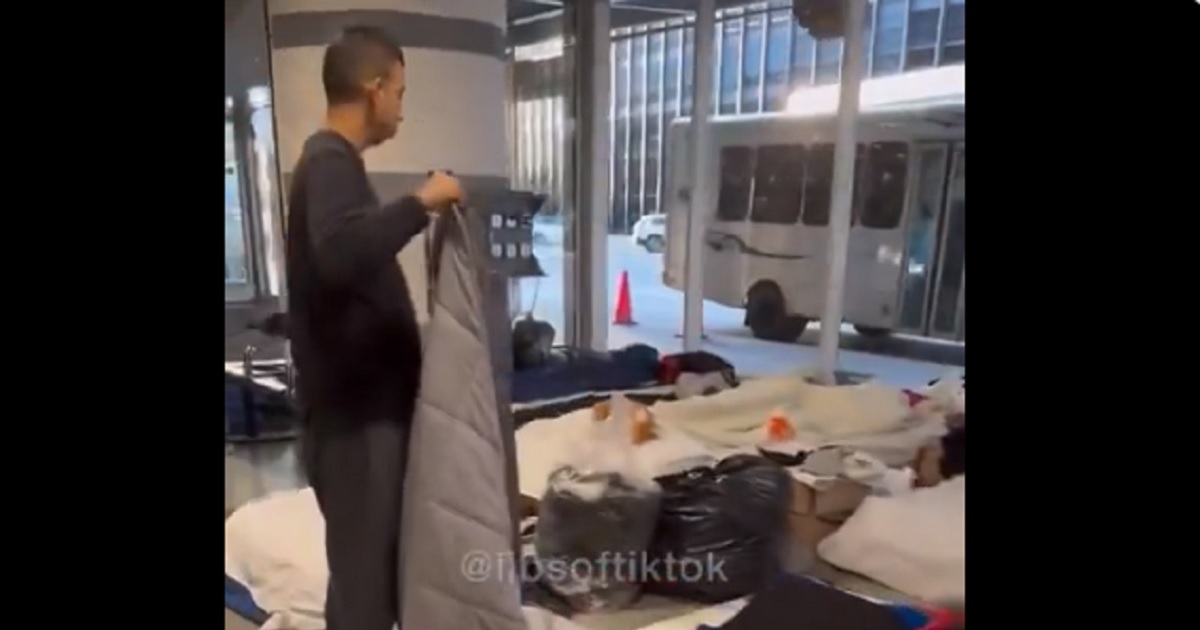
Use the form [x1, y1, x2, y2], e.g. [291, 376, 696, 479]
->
[226, 0, 272, 95]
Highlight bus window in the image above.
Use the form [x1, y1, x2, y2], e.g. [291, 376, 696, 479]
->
[859, 142, 909, 229]
[800, 143, 835, 226]
[851, 144, 867, 224]
[750, 144, 805, 224]
[716, 146, 755, 222]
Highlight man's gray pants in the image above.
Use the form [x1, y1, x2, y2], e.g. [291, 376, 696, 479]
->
[303, 415, 411, 630]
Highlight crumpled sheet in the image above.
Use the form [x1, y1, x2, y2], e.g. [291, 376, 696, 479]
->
[516, 407, 715, 500]
[649, 371, 945, 466]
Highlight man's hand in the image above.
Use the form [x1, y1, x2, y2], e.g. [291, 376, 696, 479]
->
[415, 170, 465, 212]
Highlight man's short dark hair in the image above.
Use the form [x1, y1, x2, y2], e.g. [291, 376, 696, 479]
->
[322, 26, 406, 106]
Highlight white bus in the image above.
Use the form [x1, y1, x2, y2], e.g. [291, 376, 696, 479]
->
[661, 67, 966, 343]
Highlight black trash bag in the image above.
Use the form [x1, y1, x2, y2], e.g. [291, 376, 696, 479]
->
[534, 466, 662, 612]
[940, 425, 965, 479]
[644, 454, 792, 603]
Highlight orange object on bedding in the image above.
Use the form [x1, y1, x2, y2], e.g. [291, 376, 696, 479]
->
[630, 406, 657, 444]
[765, 411, 795, 442]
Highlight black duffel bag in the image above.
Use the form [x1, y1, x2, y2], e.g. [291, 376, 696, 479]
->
[644, 454, 792, 603]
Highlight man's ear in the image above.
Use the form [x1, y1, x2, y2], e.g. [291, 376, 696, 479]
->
[363, 76, 383, 96]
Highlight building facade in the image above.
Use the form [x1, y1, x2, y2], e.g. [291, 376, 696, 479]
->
[510, 0, 966, 233]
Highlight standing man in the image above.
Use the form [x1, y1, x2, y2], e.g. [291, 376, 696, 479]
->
[284, 26, 464, 630]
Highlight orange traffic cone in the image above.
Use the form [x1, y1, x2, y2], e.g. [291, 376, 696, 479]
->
[612, 270, 636, 326]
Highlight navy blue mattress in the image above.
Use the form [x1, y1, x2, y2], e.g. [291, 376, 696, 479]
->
[511, 344, 660, 405]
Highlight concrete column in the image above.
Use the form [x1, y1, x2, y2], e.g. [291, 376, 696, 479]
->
[562, 0, 611, 351]
[266, 0, 510, 319]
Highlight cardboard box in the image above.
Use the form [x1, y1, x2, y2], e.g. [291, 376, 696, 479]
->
[787, 512, 843, 552]
[913, 442, 944, 488]
[519, 494, 540, 518]
[789, 476, 871, 522]
[785, 474, 869, 553]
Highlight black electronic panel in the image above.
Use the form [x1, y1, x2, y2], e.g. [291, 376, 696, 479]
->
[482, 190, 547, 279]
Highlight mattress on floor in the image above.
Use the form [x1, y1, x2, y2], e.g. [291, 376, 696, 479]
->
[513, 385, 677, 429]
[514, 371, 943, 501]
[627, 598, 748, 630]
[226, 607, 263, 630]
[223, 583, 591, 630]
[224, 570, 719, 630]
[511, 346, 662, 406]
[225, 490, 914, 630]
[225, 359, 674, 432]
[225, 488, 595, 630]
[226, 576, 269, 626]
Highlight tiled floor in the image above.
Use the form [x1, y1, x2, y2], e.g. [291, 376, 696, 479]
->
[225, 442, 304, 515]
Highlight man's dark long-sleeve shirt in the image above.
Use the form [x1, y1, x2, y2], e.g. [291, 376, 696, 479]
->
[285, 130, 430, 419]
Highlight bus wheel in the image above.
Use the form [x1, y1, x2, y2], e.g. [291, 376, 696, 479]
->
[853, 325, 891, 339]
[746, 282, 809, 343]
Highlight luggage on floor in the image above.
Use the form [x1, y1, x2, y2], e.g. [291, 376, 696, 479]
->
[658, 350, 738, 390]
[644, 455, 792, 603]
[224, 372, 299, 441]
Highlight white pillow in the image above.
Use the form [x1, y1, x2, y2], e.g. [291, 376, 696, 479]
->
[817, 476, 965, 604]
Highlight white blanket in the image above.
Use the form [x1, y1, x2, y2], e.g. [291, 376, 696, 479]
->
[516, 373, 945, 492]
[224, 489, 589, 630]
[652, 372, 945, 465]
[818, 476, 966, 605]
[516, 407, 717, 499]
[225, 489, 326, 630]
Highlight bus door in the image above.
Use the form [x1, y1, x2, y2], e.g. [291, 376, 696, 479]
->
[895, 142, 965, 340]
[704, 146, 756, 304]
[928, 144, 965, 341]
[845, 142, 911, 327]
